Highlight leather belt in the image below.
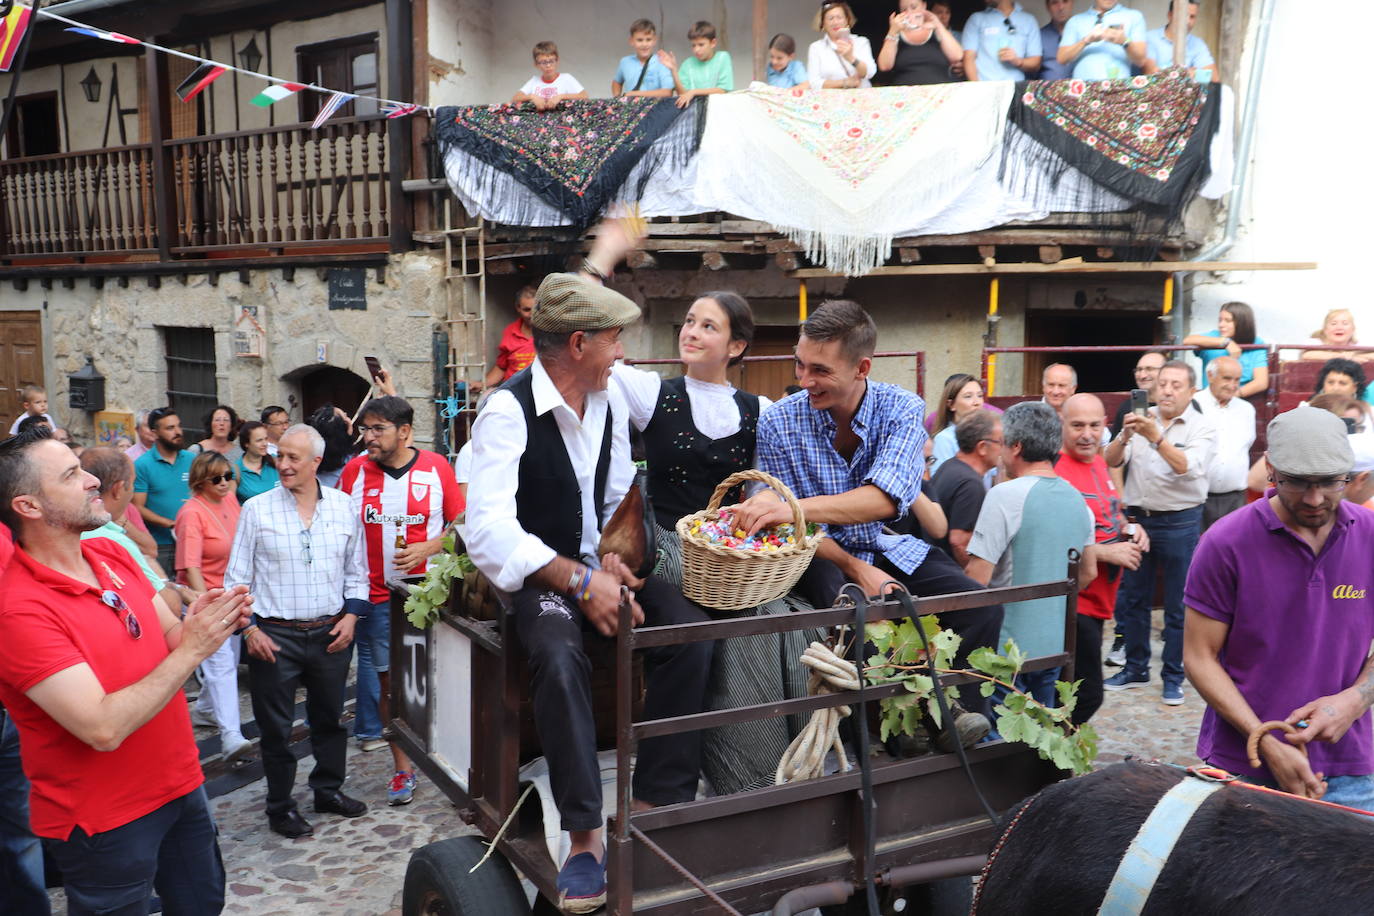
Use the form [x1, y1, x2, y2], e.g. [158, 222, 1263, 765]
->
[1127, 506, 1197, 518]
[258, 612, 343, 631]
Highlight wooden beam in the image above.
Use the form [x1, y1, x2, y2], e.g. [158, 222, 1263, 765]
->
[702, 251, 730, 271]
[1039, 245, 1062, 264]
[753, 0, 769, 83]
[775, 251, 801, 271]
[627, 250, 658, 270]
[386, 0, 415, 254]
[144, 44, 176, 264]
[898, 247, 921, 264]
[789, 261, 1319, 278]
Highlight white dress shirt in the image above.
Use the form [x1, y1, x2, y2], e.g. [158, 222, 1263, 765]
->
[807, 34, 877, 89]
[467, 357, 635, 593]
[612, 363, 773, 439]
[224, 483, 368, 620]
[1194, 388, 1256, 494]
[1119, 405, 1217, 512]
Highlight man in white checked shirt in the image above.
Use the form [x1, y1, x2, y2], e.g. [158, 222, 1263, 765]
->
[224, 424, 372, 839]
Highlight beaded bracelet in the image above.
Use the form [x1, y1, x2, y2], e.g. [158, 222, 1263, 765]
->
[577, 568, 594, 604]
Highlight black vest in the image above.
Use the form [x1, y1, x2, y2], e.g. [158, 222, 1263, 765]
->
[641, 376, 760, 530]
[503, 368, 614, 561]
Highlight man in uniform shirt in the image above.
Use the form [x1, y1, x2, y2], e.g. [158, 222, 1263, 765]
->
[962, 0, 1043, 82]
[340, 396, 463, 805]
[1037, 0, 1074, 80]
[1195, 356, 1256, 529]
[466, 271, 713, 914]
[1058, 0, 1148, 80]
[0, 428, 251, 913]
[132, 407, 194, 574]
[1144, 0, 1215, 79]
[225, 424, 371, 838]
[1103, 361, 1215, 705]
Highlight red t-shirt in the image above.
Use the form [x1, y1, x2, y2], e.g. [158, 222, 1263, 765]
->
[0, 523, 12, 572]
[496, 319, 535, 380]
[1054, 451, 1127, 620]
[0, 538, 203, 839]
[339, 449, 465, 603]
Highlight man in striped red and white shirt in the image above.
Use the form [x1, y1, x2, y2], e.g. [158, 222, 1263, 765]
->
[340, 397, 463, 805]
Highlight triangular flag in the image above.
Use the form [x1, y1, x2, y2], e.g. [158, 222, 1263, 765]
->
[0, 4, 33, 72]
[176, 62, 227, 102]
[251, 82, 306, 107]
[383, 102, 419, 120]
[62, 25, 140, 45]
[311, 91, 353, 129]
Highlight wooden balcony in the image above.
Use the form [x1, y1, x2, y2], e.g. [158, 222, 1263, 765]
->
[1, 116, 394, 267]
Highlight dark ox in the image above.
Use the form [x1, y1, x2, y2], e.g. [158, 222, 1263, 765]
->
[974, 761, 1374, 915]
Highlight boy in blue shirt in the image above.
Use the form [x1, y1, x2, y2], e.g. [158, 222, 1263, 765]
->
[766, 33, 808, 88]
[611, 18, 674, 98]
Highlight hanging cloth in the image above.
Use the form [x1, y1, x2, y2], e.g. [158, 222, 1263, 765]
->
[692, 81, 1014, 277]
[433, 97, 705, 228]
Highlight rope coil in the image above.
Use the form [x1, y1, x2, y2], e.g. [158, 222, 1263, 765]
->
[776, 640, 860, 784]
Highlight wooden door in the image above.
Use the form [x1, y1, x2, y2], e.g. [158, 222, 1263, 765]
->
[733, 326, 800, 402]
[0, 312, 44, 435]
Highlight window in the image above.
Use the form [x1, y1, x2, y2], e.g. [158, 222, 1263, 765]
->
[297, 33, 380, 122]
[162, 327, 218, 441]
[4, 93, 59, 158]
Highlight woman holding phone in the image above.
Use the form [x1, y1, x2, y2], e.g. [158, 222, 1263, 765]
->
[808, 2, 876, 89]
[877, 0, 963, 85]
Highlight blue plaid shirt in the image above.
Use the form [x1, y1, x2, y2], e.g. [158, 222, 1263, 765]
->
[757, 383, 930, 574]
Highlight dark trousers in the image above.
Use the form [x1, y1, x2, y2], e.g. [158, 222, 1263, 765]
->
[42, 787, 223, 916]
[511, 575, 714, 832]
[1203, 490, 1246, 531]
[155, 542, 176, 579]
[797, 549, 1004, 717]
[246, 622, 352, 815]
[1072, 615, 1105, 726]
[1118, 506, 1202, 685]
[0, 709, 48, 915]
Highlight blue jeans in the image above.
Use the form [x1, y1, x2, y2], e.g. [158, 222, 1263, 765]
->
[353, 600, 391, 741]
[990, 667, 1062, 720]
[1117, 506, 1201, 685]
[43, 786, 223, 916]
[1323, 774, 1374, 814]
[0, 709, 48, 915]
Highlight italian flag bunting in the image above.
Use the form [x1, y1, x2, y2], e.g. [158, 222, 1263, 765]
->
[251, 82, 306, 107]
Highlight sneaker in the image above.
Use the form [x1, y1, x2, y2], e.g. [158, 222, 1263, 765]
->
[358, 737, 389, 753]
[556, 852, 606, 914]
[388, 770, 418, 806]
[1103, 670, 1150, 691]
[222, 734, 253, 765]
[1162, 683, 1185, 706]
[1105, 645, 1126, 668]
[189, 705, 218, 729]
[935, 706, 991, 753]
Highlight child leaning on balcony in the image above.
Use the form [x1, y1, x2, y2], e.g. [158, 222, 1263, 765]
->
[511, 41, 588, 111]
[765, 33, 808, 88]
[658, 20, 734, 108]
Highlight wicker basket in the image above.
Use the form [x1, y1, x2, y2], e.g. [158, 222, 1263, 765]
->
[675, 469, 822, 612]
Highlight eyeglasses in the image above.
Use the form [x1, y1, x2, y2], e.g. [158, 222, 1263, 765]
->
[1003, 16, 1016, 33]
[208, 472, 235, 485]
[300, 527, 313, 566]
[101, 590, 143, 640]
[1274, 474, 1350, 496]
[1135, 365, 1162, 375]
[924, 454, 937, 467]
[266, 418, 290, 428]
[357, 423, 396, 436]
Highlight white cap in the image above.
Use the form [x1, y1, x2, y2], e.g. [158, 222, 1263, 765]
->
[1349, 432, 1374, 474]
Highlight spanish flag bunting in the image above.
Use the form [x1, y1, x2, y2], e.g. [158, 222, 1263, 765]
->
[0, 3, 33, 72]
[63, 25, 140, 45]
[175, 62, 227, 102]
[250, 82, 305, 107]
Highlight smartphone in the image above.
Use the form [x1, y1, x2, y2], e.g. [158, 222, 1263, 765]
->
[1344, 417, 1358, 435]
[364, 355, 383, 381]
[1130, 388, 1150, 417]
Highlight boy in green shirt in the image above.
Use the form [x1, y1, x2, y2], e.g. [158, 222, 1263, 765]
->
[660, 20, 733, 108]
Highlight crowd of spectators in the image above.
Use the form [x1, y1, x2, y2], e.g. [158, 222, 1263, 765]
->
[503, 0, 1217, 112]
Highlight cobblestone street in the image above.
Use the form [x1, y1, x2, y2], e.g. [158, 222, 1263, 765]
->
[44, 614, 1199, 915]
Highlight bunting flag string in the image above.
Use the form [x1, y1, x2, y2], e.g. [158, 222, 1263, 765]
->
[15, 4, 431, 125]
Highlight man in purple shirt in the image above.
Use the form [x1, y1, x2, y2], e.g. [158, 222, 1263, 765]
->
[1184, 406, 1374, 808]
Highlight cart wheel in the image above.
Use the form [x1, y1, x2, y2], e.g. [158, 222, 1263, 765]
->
[402, 836, 528, 916]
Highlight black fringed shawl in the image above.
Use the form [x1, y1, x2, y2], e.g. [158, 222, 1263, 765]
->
[433, 96, 705, 228]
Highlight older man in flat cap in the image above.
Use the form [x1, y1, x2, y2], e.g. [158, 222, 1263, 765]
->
[466, 260, 714, 913]
[1185, 406, 1374, 810]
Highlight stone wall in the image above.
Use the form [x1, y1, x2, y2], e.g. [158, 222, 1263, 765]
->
[1, 251, 447, 448]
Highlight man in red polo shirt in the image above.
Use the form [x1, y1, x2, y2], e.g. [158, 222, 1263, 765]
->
[482, 284, 537, 388]
[1054, 394, 1147, 724]
[0, 429, 251, 915]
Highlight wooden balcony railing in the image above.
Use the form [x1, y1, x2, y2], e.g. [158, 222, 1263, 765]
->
[1, 117, 392, 261]
[1, 145, 157, 257]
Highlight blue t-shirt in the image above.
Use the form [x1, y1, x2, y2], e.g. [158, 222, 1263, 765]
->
[962, 4, 1043, 82]
[235, 456, 280, 504]
[613, 53, 674, 93]
[1038, 22, 1071, 80]
[1142, 27, 1214, 73]
[1061, 5, 1146, 80]
[133, 448, 194, 545]
[766, 59, 808, 89]
[1196, 331, 1267, 386]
